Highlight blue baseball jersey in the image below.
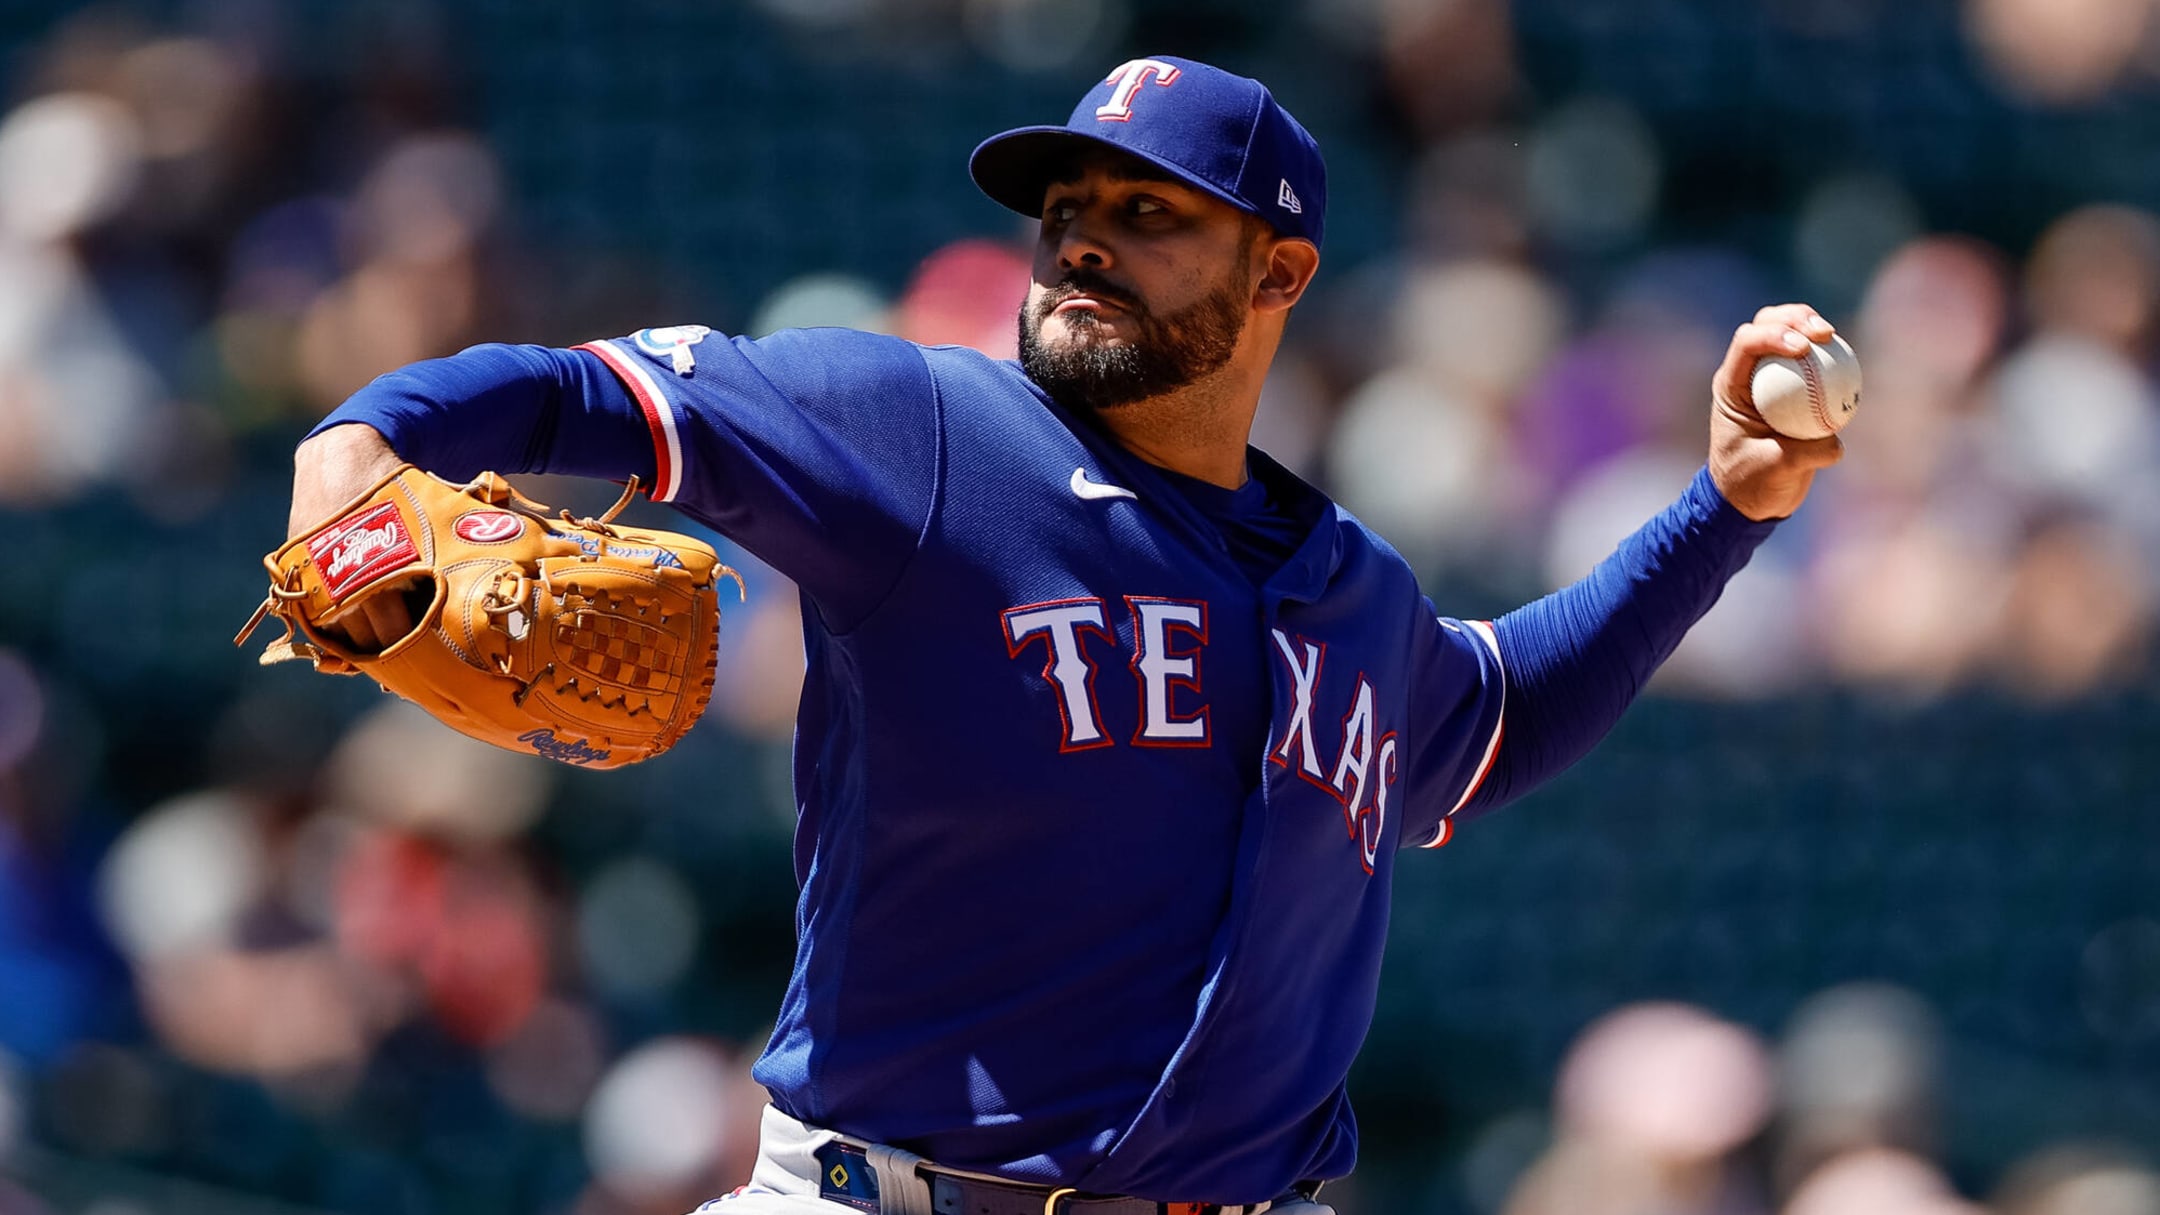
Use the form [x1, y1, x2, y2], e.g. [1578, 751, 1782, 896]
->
[321, 323, 1772, 1203]
[577, 325, 1497, 1202]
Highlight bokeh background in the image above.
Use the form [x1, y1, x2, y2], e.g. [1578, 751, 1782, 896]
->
[2, 1, 2158, 1213]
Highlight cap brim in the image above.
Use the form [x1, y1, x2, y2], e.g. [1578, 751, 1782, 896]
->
[969, 126, 1258, 224]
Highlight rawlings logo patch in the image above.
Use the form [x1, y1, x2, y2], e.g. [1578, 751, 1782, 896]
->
[517, 728, 612, 766]
[453, 510, 523, 544]
[309, 503, 419, 602]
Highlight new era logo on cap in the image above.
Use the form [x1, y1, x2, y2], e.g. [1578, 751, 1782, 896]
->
[969, 55, 1328, 248]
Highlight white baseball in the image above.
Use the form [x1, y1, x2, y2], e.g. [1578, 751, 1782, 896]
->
[1749, 333, 1862, 440]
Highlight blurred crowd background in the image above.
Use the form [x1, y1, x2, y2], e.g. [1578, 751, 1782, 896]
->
[1, 1, 2158, 1214]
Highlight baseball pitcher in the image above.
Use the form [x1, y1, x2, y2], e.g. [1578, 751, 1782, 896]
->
[273, 57, 1843, 1215]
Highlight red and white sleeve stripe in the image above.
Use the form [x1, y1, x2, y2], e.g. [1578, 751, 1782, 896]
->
[1423, 618, 1505, 848]
[576, 339, 686, 503]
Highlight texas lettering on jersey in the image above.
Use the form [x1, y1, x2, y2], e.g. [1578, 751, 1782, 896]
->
[1268, 628, 1398, 875]
[1001, 599, 1399, 872]
[1001, 596, 1212, 750]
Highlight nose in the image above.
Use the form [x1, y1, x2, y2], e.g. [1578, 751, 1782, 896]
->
[1054, 214, 1111, 272]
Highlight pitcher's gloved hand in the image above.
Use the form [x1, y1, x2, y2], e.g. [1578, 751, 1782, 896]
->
[240, 464, 739, 768]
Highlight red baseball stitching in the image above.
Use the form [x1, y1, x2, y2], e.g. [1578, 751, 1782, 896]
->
[1799, 347, 1830, 435]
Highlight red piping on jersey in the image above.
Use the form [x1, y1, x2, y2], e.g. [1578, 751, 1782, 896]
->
[577, 340, 678, 502]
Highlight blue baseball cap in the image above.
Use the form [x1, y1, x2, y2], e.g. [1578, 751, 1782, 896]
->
[970, 56, 1327, 249]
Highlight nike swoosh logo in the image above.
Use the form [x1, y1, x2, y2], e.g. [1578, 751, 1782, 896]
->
[1070, 467, 1137, 501]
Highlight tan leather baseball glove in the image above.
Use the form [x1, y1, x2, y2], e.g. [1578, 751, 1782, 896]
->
[236, 465, 738, 768]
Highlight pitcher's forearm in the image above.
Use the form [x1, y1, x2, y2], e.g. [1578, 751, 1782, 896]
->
[307, 342, 653, 491]
[290, 422, 404, 539]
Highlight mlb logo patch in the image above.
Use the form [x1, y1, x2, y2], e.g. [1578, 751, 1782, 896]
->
[634, 324, 712, 375]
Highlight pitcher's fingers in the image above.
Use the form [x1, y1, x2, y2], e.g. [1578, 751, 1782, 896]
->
[330, 605, 381, 651]
[1731, 321, 1813, 359]
[1719, 322, 1808, 391]
[1752, 303, 1834, 339]
[360, 594, 413, 648]
[1779, 432, 1846, 469]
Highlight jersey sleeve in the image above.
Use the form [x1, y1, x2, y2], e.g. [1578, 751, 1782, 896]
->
[311, 341, 660, 484]
[575, 326, 940, 632]
[311, 326, 941, 631]
[1399, 465, 1779, 851]
[1397, 611, 1507, 851]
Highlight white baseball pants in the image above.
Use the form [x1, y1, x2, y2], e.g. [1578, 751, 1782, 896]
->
[688, 1105, 1335, 1215]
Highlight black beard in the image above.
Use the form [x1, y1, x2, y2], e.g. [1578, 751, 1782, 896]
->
[1016, 268, 1247, 413]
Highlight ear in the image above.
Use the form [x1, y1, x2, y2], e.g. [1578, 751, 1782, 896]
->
[1251, 237, 1320, 315]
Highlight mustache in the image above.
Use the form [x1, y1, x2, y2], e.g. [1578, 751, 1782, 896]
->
[1040, 271, 1139, 312]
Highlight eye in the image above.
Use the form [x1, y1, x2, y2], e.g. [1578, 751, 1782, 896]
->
[1130, 196, 1167, 215]
[1043, 198, 1079, 224]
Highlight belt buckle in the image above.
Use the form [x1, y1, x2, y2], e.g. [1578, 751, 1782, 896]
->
[814, 1142, 880, 1213]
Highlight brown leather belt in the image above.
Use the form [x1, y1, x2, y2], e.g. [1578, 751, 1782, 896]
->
[928, 1172, 1255, 1215]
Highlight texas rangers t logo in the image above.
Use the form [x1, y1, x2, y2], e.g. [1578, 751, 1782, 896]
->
[1096, 59, 1181, 122]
